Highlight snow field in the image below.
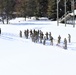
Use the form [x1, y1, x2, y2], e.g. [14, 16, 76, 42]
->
[0, 18, 76, 75]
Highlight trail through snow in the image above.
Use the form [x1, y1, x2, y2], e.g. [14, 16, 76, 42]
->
[0, 19, 76, 75]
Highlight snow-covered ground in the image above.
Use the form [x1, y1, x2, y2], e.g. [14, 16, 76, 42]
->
[0, 17, 76, 75]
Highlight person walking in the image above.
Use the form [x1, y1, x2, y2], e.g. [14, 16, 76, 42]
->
[64, 38, 67, 49]
[68, 34, 71, 43]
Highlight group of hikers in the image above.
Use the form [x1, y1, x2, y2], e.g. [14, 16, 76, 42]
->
[20, 29, 71, 49]
[0, 28, 71, 49]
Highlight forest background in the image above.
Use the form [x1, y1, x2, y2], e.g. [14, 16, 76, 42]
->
[0, 0, 76, 21]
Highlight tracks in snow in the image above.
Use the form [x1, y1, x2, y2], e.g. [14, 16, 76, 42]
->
[0, 32, 29, 42]
[0, 32, 75, 50]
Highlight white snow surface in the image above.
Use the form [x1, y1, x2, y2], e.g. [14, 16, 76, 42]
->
[0, 17, 76, 75]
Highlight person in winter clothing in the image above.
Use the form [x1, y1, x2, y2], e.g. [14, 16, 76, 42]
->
[0, 28, 1, 34]
[68, 34, 71, 43]
[58, 35, 61, 44]
[50, 36, 53, 45]
[40, 31, 44, 43]
[49, 32, 51, 40]
[45, 32, 48, 40]
[64, 38, 67, 49]
[20, 30, 22, 37]
[43, 36, 46, 45]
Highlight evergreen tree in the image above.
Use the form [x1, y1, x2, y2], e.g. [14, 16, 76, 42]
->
[0, 0, 16, 24]
[59, 0, 64, 18]
[5, 0, 16, 24]
[15, 0, 37, 17]
[25, 0, 37, 17]
[47, 0, 57, 20]
[38, 0, 48, 17]
[66, 0, 71, 12]
[0, 0, 75, 20]
[47, 0, 52, 19]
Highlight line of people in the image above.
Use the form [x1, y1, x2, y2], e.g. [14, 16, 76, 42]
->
[19, 29, 71, 49]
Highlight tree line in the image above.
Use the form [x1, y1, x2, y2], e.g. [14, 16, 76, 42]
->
[0, 0, 76, 23]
